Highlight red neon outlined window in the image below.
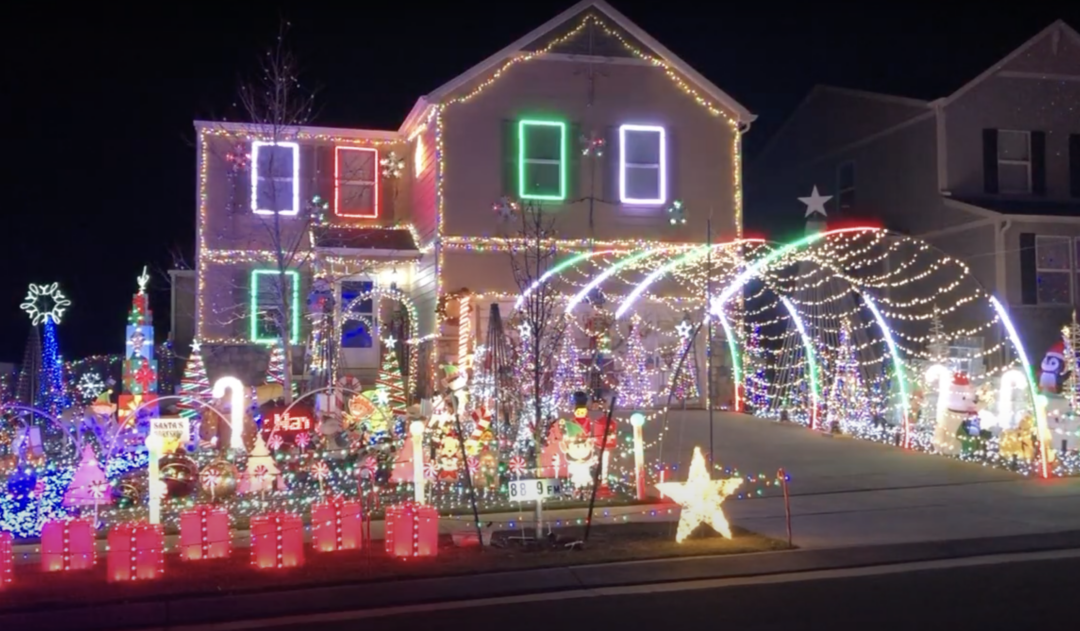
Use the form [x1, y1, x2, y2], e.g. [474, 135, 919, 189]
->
[335, 147, 379, 218]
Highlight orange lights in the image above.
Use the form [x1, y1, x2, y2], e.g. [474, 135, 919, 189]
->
[334, 146, 380, 218]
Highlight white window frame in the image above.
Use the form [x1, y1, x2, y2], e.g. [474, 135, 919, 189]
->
[619, 124, 667, 206]
[997, 130, 1032, 195]
[251, 141, 300, 215]
[1035, 235, 1073, 305]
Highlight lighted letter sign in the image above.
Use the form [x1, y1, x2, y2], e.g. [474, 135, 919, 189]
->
[619, 124, 667, 206]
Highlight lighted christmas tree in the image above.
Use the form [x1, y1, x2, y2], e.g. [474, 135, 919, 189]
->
[926, 306, 949, 368]
[1062, 311, 1080, 410]
[242, 434, 280, 494]
[63, 445, 112, 508]
[18, 282, 71, 417]
[618, 319, 654, 410]
[825, 321, 870, 434]
[744, 323, 769, 411]
[668, 316, 700, 403]
[551, 331, 584, 414]
[177, 340, 210, 421]
[376, 340, 407, 417]
[123, 267, 158, 396]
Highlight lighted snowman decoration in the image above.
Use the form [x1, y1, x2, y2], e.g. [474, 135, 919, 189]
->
[935, 372, 977, 454]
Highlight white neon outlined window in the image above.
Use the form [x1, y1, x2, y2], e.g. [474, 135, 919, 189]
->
[251, 141, 300, 215]
[619, 124, 667, 205]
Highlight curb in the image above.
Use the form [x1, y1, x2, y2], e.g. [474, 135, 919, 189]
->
[6, 529, 1080, 630]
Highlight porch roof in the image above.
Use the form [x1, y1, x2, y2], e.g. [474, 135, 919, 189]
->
[313, 227, 420, 253]
[950, 196, 1080, 218]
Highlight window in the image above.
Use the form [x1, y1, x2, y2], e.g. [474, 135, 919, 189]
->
[335, 147, 379, 218]
[250, 269, 300, 344]
[251, 141, 300, 215]
[1036, 236, 1072, 305]
[341, 280, 374, 349]
[518, 120, 567, 200]
[836, 161, 855, 213]
[619, 124, 667, 205]
[997, 130, 1031, 194]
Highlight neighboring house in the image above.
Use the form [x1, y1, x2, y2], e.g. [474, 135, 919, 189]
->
[749, 20, 1080, 358]
[188, 0, 754, 401]
[168, 269, 196, 360]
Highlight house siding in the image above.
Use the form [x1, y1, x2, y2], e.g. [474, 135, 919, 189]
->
[1004, 221, 1080, 356]
[438, 57, 741, 243]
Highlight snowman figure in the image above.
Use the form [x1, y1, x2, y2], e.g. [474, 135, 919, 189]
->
[1039, 341, 1070, 395]
[935, 372, 977, 454]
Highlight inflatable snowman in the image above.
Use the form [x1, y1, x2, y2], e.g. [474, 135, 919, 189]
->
[934, 372, 977, 454]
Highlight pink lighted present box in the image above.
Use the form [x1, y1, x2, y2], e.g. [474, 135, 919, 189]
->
[250, 513, 304, 569]
[41, 519, 96, 572]
[180, 506, 231, 560]
[311, 500, 363, 552]
[107, 522, 164, 582]
[384, 503, 438, 558]
[0, 531, 12, 588]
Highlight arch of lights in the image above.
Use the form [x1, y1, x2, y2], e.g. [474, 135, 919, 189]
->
[515, 227, 1054, 478]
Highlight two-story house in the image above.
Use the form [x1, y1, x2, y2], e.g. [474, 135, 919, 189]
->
[189, 0, 754, 402]
[748, 20, 1080, 358]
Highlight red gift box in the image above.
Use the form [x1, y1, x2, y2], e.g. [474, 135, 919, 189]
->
[0, 531, 12, 588]
[41, 519, 95, 572]
[107, 522, 164, 582]
[250, 513, 304, 569]
[180, 506, 231, 560]
[312, 500, 363, 552]
[384, 503, 438, 558]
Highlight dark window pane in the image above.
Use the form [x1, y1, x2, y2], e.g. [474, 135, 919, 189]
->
[524, 124, 562, 161]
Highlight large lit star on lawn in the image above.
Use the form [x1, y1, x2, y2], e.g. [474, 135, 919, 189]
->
[656, 447, 743, 542]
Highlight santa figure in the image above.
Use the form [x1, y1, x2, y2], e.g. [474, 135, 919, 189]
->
[935, 372, 977, 454]
[1039, 341, 1070, 394]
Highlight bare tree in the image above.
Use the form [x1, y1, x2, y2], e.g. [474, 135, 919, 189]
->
[230, 21, 318, 404]
[506, 200, 569, 465]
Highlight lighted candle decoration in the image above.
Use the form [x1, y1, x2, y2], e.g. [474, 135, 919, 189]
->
[630, 412, 646, 500]
[410, 421, 426, 504]
[212, 376, 246, 451]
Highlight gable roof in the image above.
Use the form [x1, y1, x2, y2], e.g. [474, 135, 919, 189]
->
[423, 0, 754, 124]
[941, 20, 1080, 106]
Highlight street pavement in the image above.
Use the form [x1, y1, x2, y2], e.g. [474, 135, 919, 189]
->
[649, 410, 1080, 547]
[257, 551, 1080, 631]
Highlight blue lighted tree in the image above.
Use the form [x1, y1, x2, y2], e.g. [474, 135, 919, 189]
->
[19, 282, 71, 417]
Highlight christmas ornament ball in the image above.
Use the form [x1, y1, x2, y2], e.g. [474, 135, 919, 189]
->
[201, 459, 238, 500]
[159, 453, 199, 498]
[114, 472, 145, 508]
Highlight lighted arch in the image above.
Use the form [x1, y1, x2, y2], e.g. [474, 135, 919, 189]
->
[989, 295, 1050, 478]
[779, 295, 821, 429]
[566, 247, 680, 313]
[856, 289, 912, 448]
[515, 249, 615, 310]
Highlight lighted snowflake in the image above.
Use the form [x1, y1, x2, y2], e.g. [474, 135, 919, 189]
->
[493, 196, 519, 222]
[20, 282, 71, 325]
[76, 372, 106, 401]
[667, 200, 687, 226]
[380, 151, 405, 179]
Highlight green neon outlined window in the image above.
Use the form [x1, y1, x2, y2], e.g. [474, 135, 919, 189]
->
[518, 120, 567, 200]
[250, 269, 300, 344]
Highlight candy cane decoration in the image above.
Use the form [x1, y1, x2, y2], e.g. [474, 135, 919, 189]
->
[212, 376, 246, 451]
[508, 455, 527, 478]
[999, 369, 1028, 429]
[267, 434, 284, 451]
[295, 432, 310, 451]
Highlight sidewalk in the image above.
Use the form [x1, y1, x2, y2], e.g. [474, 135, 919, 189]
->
[5, 528, 1080, 631]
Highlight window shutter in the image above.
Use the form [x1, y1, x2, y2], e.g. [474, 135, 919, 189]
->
[603, 125, 619, 205]
[1019, 232, 1037, 305]
[502, 120, 516, 197]
[982, 129, 999, 194]
[1070, 134, 1080, 198]
[1031, 131, 1047, 196]
[569, 122, 582, 202]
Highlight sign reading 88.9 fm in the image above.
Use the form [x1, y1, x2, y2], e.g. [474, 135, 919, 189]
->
[508, 478, 562, 502]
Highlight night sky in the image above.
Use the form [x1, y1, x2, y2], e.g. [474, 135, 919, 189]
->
[3, 1, 1077, 361]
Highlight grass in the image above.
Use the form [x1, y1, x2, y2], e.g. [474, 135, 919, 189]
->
[0, 522, 789, 612]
